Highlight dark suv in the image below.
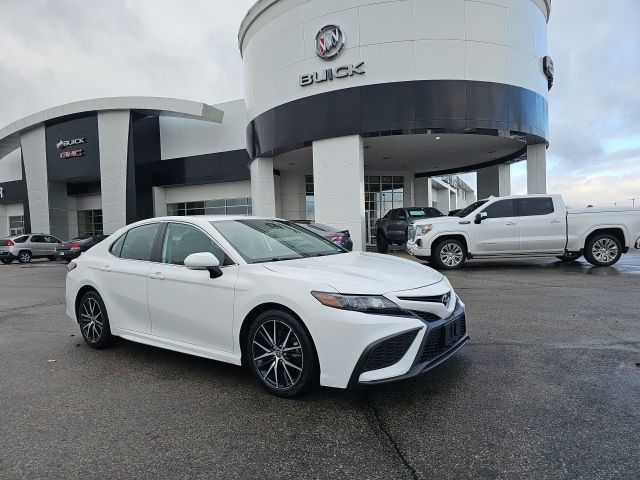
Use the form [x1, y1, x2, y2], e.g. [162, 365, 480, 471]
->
[375, 207, 443, 253]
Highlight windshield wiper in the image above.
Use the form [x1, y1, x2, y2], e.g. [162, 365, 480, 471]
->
[253, 257, 300, 264]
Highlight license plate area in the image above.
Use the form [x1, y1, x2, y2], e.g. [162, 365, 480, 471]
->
[444, 318, 463, 347]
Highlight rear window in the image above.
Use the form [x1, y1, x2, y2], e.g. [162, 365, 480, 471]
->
[483, 200, 516, 218]
[114, 224, 159, 261]
[519, 197, 554, 216]
[408, 208, 443, 218]
[14, 236, 29, 243]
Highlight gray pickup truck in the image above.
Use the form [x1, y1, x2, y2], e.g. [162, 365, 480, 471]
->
[375, 207, 443, 253]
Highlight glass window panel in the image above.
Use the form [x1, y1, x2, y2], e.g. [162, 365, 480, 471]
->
[367, 176, 380, 184]
[205, 207, 226, 215]
[226, 197, 249, 207]
[226, 206, 250, 215]
[205, 199, 225, 208]
[119, 223, 160, 261]
[161, 223, 231, 266]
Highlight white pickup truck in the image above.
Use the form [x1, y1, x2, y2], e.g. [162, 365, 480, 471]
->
[406, 194, 640, 269]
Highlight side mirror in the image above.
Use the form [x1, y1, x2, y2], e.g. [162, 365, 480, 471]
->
[474, 212, 488, 224]
[184, 252, 223, 278]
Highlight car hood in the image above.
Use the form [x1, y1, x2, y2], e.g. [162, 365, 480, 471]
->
[411, 216, 466, 226]
[263, 252, 444, 295]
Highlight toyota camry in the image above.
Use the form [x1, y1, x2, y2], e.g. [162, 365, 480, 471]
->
[66, 216, 468, 397]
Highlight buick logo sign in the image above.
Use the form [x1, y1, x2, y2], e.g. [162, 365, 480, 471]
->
[315, 25, 344, 60]
[56, 138, 86, 149]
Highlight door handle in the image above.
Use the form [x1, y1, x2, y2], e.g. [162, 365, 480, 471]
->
[506, 222, 517, 226]
[100, 265, 111, 272]
[550, 219, 562, 223]
[148, 272, 165, 280]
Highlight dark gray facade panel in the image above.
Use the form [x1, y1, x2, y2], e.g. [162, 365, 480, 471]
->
[246, 80, 549, 160]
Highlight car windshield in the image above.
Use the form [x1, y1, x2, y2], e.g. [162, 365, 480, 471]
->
[212, 219, 345, 264]
[408, 208, 443, 218]
[454, 200, 488, 218]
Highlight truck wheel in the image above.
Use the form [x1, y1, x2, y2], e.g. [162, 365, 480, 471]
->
[376, 232, 389, 253]
[556, 252, 582, 262]
[584, 234, 622, 267]
[432, 239, 466, 270]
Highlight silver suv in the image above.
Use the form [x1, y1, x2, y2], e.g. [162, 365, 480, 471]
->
[0, 234, 63, 264]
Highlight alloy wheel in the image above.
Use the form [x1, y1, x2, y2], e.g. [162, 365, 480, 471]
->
[19, 252, 31, 263]
[80, 297, 104, 343]
[440, 242, 464, 267]
[592, 238, 618, 264]
[252, 319, 303, 390]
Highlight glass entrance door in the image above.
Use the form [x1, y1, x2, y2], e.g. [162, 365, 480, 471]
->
[365, 176, 404, 245]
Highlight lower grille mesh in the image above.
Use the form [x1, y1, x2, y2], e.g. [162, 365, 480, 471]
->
[419, 315, 466, 363]
[362, 329, 419, 373]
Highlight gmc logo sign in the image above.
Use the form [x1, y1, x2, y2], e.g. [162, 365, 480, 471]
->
[60, 149, 85, 159]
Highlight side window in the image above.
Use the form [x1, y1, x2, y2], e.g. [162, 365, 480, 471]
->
[519, 197, 554, 217]
[44, 235, 60, 243]
[161, 223, 232, 266]
[31, 235, 44, 243]
[397, 210, 407, 220]
[109, 233, 127, 257]
[382, 211, 392, 220]
[389, 210, 399, 221]
[483, 200, 516, 219]
[119, 224, 160, 261]
[14, 236, 29, 243]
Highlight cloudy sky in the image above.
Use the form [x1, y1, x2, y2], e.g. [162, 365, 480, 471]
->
[1, 0, 638, 207]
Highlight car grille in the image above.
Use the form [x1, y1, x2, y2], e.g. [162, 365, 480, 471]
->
[419, 314, 466, 363]
[362, 329, 419, 373]
[410, 311, 441, 322]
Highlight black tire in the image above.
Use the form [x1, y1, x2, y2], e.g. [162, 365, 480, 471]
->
[376, 232, 389, 253]
[17, 251, 31, 264]
[47, 256, 58, 261]
[583, 234, 622, 267]
[77, 291, 115, 349]
[432, 239, 466, 270]
[1, 258, 12, 264]
[556, 252, 582, 262]
[246, 309, 317, 398]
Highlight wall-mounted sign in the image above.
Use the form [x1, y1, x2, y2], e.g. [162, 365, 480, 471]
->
[315, 25, 345, 60]
[300, 62, 365, 87]
[60, 149, 85, 159]
[543, 56, 554, 90]
[56, 138, 86, 149]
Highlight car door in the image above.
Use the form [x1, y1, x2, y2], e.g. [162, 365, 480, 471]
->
[29, 235, 46, 256]
[147, 222, 238, 353]
[387, 209, 406, 242]
[97, 223, 159, 334]
[517, 197, 566, 253]
[470, 199, 520, 254]
[44, 235, 62, 256]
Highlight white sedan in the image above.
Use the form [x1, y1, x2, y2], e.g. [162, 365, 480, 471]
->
[66, 216, 468, 397]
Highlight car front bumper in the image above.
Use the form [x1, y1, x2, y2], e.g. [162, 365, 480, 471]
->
[405, 237, 431, 257]
[347, 301, 468, 388]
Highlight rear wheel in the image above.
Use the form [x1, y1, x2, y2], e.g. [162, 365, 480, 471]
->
[78, 291, 114, 349]
[376, 232, 389, 253]
[246, 310, 317, 398]
[18, 251, 31, 264]
[47, 256, 57, 261]
[556, 252, 582, 262]
[432, 239, 466, 270]
[584, 234, 622, 267]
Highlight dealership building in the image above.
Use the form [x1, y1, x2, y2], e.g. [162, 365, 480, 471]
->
[0, 0, 551, 250]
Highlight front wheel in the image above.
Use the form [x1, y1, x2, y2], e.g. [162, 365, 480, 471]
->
[0, 258, 12, 265]
[17, 251, 31, 263]
[78, 291, 115, 348]
[556, 252, 582, 262]
[376, 232, 389, 253]
[432, 239, 466, 270]
[246, 310, 317, 398]
[584, 234, 622, 267]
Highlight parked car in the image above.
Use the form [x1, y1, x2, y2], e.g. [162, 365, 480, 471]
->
[448, 209, 462, 216]
[290, 220, 353, 251]
[375, 207, 444, 253]
[56, 234, 108, 262]
[0, 233, 63, 264]
[407, 194, 640, 269]
[66, 216, 467, 397]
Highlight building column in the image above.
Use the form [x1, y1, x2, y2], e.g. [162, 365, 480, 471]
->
[312, 135, 365, 251]
[152, 186, 167, 217]
[21, 125, 49, 234]
[98, 110, 131, 234]
[527, 144, 547, 194]
[279, 170, 307, 220]
[0, 204, 7, 238]
[476, 163, 511, 199]
[413, 176, 432, 207]
[250, 157, 276, 217]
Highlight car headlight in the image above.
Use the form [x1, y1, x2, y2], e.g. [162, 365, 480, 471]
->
[311, 291, 410, 316]
[416, 224, 433, 236]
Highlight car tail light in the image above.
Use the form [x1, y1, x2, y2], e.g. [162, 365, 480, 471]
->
[328, 235, 344, 244]
[6, 240, 15, 247]
[70, 242, 81, 250]
[67, 261, 77, 272]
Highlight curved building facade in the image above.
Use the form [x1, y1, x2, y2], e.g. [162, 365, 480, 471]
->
[0, 0, 551, 249]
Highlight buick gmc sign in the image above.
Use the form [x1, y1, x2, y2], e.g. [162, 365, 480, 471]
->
[57, 137, 86, 149]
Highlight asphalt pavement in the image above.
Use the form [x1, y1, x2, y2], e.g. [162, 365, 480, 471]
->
[0, 252, 639, 479]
